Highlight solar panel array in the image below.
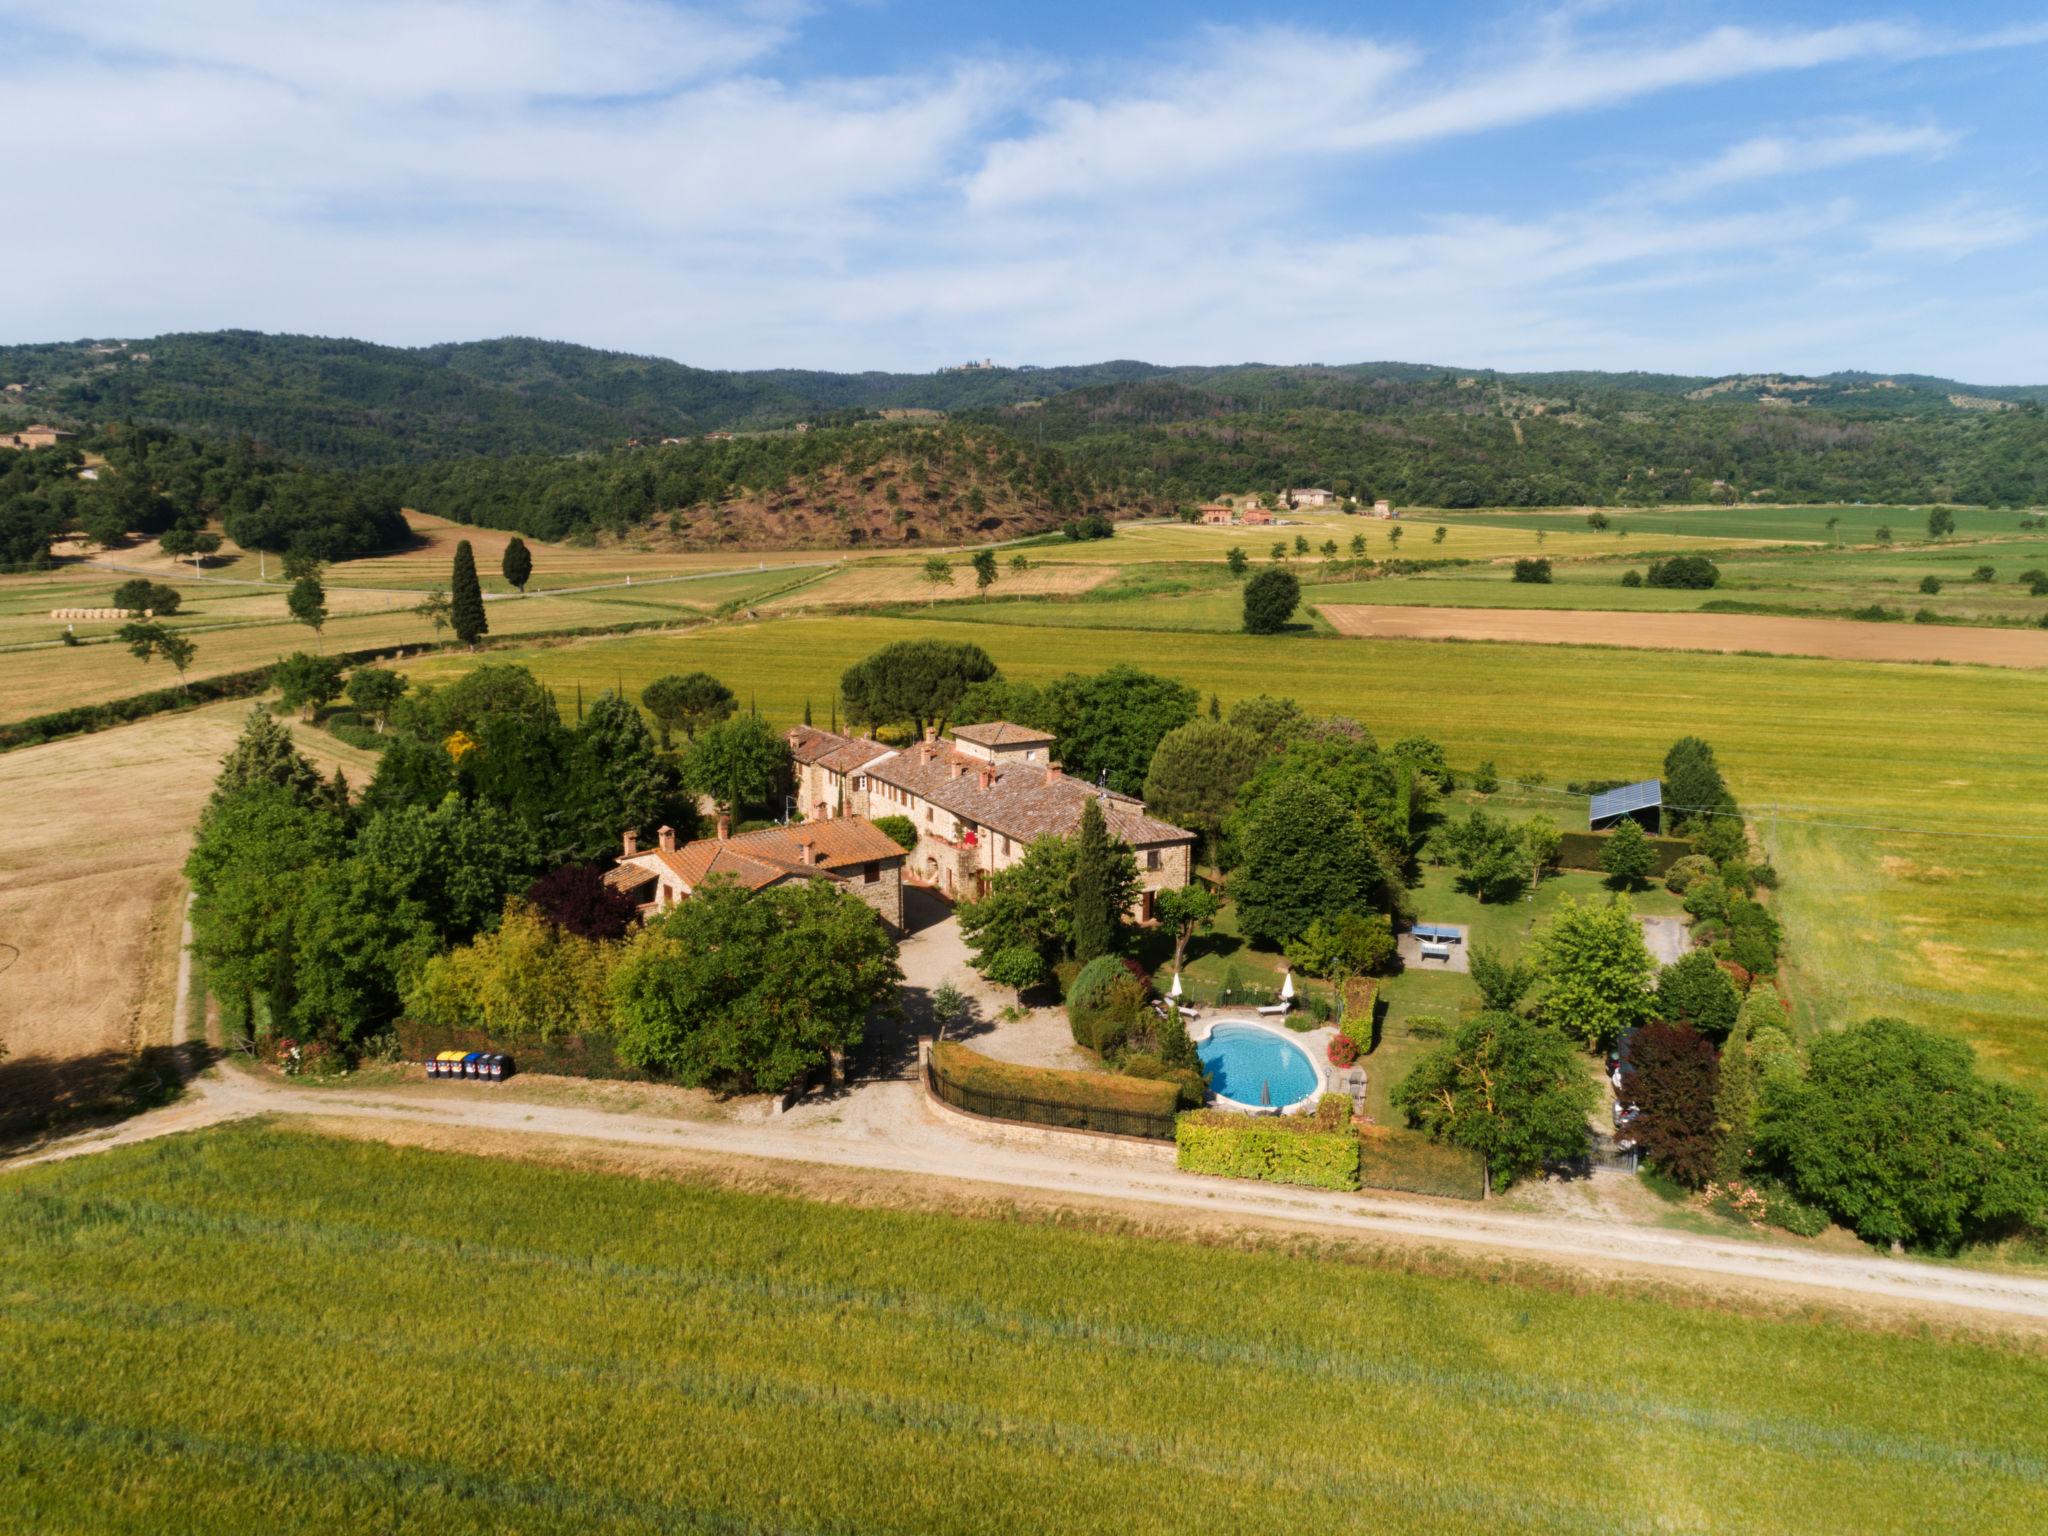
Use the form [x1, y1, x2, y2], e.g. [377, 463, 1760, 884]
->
[1588, 778, 1661, 825]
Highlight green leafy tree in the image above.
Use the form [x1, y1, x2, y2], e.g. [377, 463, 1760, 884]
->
[405, 903, 616, 1042]
[1874, 524, 1893, 546]
[1350, 532, 1366, 557]
[450, 539, 488, 646]
[117, 620, 197, 690]
[568, 691, 692, 861]
[273, 651, 345, 719]
[1662, 735, 1737, 829]
[414, 586, 453, 639]
[1926, 507, 1956, 539]
[1656, 949, 1740, 1039]
[1532, 895, 1658, 1048]
[609, 880, 901, 1091]
[1225, 694, 1308, 752]
[642, 671, 737, 748]
[158, 523, 222, 572]
[209, 705, 325, 808]
[345, 667, 407, 729]
[286, 857, 439, 1044]
[1758, 1016, 2048, 1252]
[1441, 810, 1532, 903]
[958, 833, 1136, 993]
[1620, 1022, 1721, 1186]
[501, 535, 533, 592]
[356, 794, 545, 943]
[1154, 882, 1221, 975]
[112, 577, 182, 616]
[922, 555, 955, 588]
[1230, 778, 1374, 947]
[1469, 945, 1536, 1013]
[1141, 720, 1265, 861]
[1600, 817, 1656, 889]
[839, 639, 997, 736]
[1241, 566, 1300, 633]
[1392, 1012, 1598, 1186]
[1069, 797, 1120, 964]
[1042, 664, 1198, 794]
[286, 572, 327, 640]
[1225, 545, 1248, 576]
[970, 548, 998, 591]
[683, 712, 788, 820]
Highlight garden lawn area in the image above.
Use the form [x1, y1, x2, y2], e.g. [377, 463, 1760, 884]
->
[5, 1124, 2044, 1536]
[392, 612, 2048, 1085]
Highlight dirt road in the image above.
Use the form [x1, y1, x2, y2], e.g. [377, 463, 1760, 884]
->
[16, 1055, 2048, 1326]
[1321, 603, 2048, 668]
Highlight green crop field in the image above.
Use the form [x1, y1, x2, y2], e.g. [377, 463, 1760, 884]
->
[4, 1125, 2042, 1535]
[397, 613, 2048, 1083]
[1436, 502, 2039, 543]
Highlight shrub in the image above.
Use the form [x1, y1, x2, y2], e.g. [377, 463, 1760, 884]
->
[1645, 554, 1720, 589]
[1328, 1033, 1359, 1067]
[1620, 569, 1643, 588]
[931, 1040, 1179, 1137]
[1918, 575, 1942, 595]
[1067, 958, 1147, 1055]
[1972, 565, 1996, 583]
[1241, 566, 1301, 634]
[1175, 1110, 1360, 1191]
[1511, 558, 1552, 584]
[1118, 1051, 1208, 1110]
[872, 814, 917, 852]
[1284, 912, 1397, 978]
[1665, 854, 1716, 894]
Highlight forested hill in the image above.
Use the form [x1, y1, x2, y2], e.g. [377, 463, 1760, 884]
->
[3, 329, 2043, 474]
[392, 422, 1136, 547]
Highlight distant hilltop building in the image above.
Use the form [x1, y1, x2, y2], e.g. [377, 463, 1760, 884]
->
[938, 358, 999, 373]
[2, 424, 74, 451]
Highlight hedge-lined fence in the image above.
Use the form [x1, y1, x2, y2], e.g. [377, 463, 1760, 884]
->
[1358, 1127, 1487, 1201]
[927, 1040, 1179, 1139]
[395, 1019, 655, 1082]
[1175, 1110, 1361, 1192]
[1555, 828, 1694, 876]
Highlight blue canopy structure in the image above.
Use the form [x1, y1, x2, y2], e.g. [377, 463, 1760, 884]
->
[1589, 779, 1662, 831]
[1412, 923, 1465, 943]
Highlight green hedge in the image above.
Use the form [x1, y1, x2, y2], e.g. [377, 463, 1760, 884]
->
[395, 1019, 655, 1082]
[1556, 828, 1694, 876]
[1175, 1110, 1361, 1192]
[929, 1040, 1179, 1138]
[1357, 1128, 1487, 1201]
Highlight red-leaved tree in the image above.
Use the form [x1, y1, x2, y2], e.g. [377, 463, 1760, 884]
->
[525, 862, 639, 941]
[1621, 1021, 1721, 1186]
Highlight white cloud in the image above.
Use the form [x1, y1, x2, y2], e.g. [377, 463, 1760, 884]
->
[1869, 201, 2043, 259]
[1647, 122, 1959, 202]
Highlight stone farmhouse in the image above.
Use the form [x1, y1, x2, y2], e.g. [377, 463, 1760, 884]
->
[606, 816, 907, 930]
[1, 424, 74, 451]
[1239, 506, 1275, 526]
[788, 721, 1195, 920]
[1288, 487, 1334, 507]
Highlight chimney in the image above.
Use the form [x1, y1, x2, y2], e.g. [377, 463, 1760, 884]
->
[657, 825, 676, 853]
[622, 829, 639, 857]
[1044, 760, 1061, 786]
[796, 836, 815, 866]
[949, 760, 964, 779]
[923, 724, 937, 742]
[716, 814, 730, 841]
[978, 767, 996, 791]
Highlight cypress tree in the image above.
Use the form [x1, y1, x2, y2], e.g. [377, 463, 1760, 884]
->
[1070, 797, 1117, 964]
[451, 540, 488, 646]
[501, 536, 533, 593]
[803, 698, 813, 726]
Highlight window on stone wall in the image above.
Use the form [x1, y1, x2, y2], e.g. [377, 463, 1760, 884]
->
[1146, 849, 1161, 870]
[862, 861, 880, 884]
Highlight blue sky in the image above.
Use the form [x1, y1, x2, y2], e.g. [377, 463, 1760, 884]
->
[3, 1, 2045, 379]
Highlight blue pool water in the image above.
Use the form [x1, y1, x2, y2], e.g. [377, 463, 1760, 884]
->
[1198, 1023, 1321, 1109]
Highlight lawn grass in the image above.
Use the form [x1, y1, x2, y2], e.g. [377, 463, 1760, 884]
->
[395, 613, 2048, 1083]
[3, 1124, 2043, 1535]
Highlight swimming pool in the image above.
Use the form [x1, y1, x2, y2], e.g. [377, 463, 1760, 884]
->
[1197, 1022, 1322, 1112]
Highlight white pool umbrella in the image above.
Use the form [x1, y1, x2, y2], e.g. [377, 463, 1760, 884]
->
[1280, 971, 1295, 1001]
[1168, 971, 1183, 1000]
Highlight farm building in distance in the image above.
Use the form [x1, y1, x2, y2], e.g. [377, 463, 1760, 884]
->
[1, 424, 74, 451]
[1588, 779, 1662, 833]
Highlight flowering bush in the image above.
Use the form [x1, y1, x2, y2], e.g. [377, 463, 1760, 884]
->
[1328, 1032, 1359, 1067]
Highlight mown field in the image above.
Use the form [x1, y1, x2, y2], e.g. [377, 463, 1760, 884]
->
[4, 1126, 2043, 1536]
[1434, 502, 2035, 542]
[397, 614, 2048, 1082]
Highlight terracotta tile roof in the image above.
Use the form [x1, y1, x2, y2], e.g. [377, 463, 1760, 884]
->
[606, 817, 906, 897]
[787, 725, 894, 774]
[867, 739, 1191, 846]
[952, 720, 1055, 747]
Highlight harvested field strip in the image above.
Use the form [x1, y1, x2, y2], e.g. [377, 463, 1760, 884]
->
[1320, 604, 2048, 668]
[3, 1125, 2044, 1535]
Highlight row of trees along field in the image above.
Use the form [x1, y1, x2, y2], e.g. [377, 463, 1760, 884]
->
[0, 426, 406, 569]
[385, 422, 1128, 543]
[979, 380, 2048, 508]
[186, 665, 896, 1090]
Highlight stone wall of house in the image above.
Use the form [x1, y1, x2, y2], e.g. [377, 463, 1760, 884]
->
[840, 859, 905, 931]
